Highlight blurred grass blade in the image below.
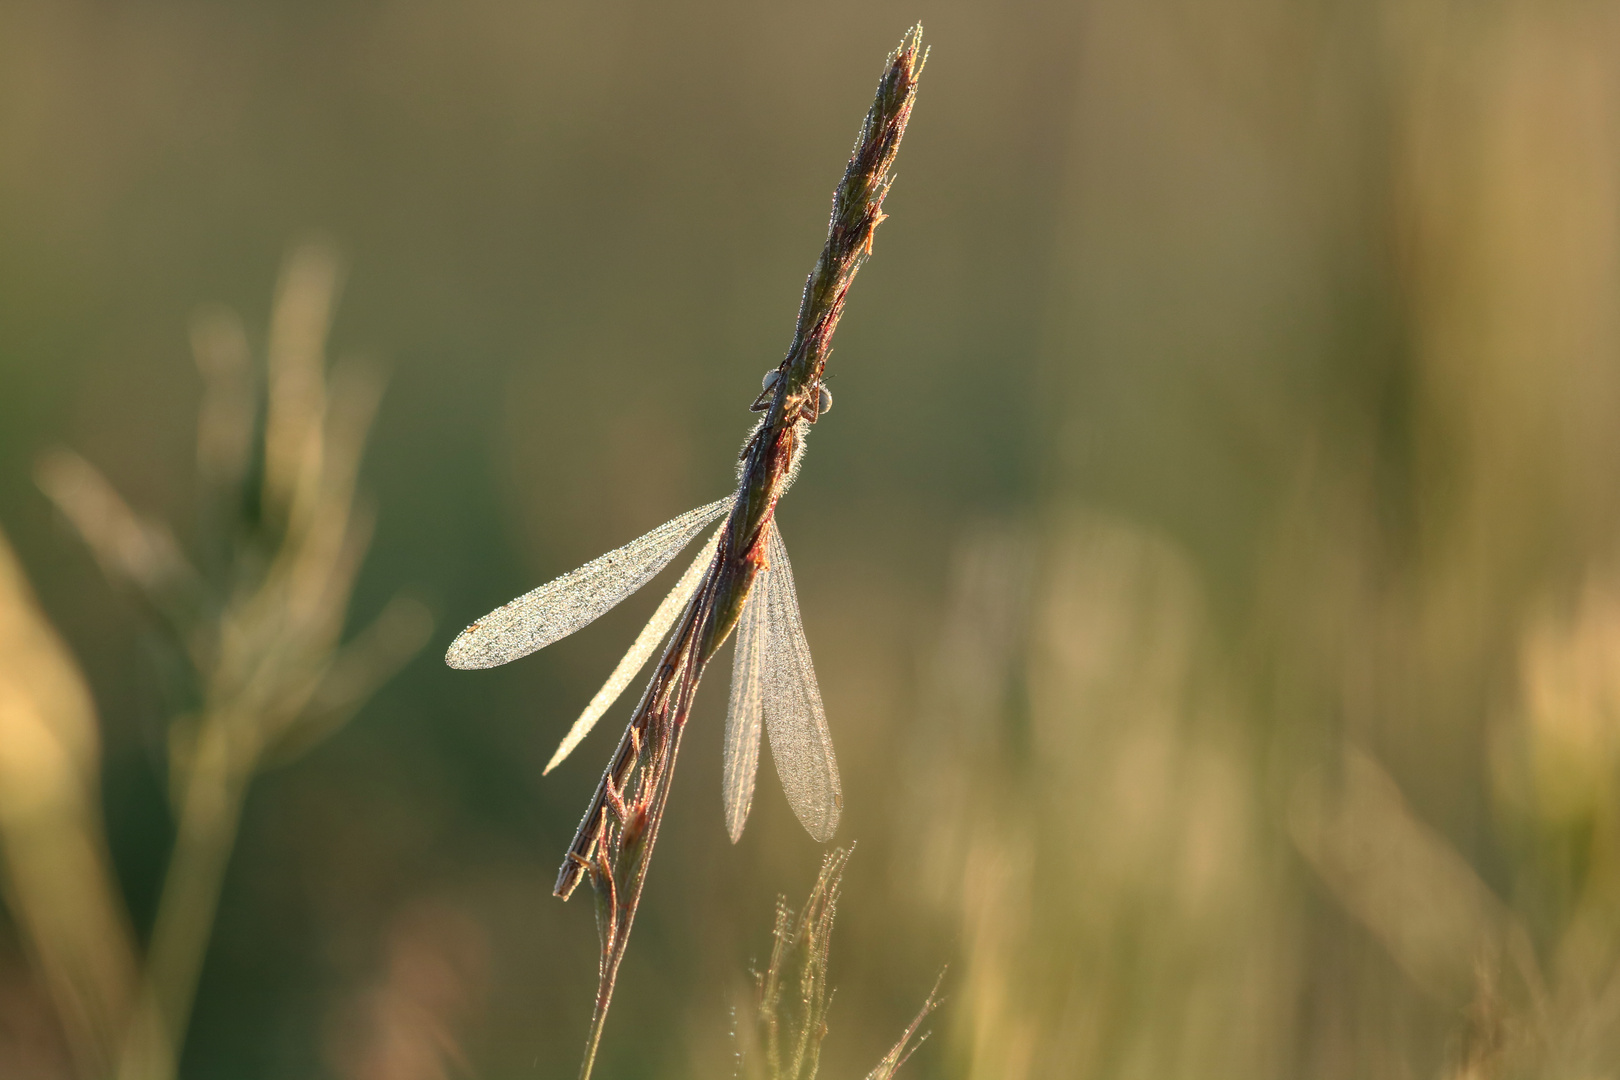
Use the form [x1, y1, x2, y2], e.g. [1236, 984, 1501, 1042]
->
[36, 449, 206, 641]
[1290, 748, 1517, 1003]
[264, 238, 341, 530]
[0, 523, 139, 1080]
[20, 240, 432, 1080]
[35, 449, 188, 589]
[191, 305, 256, 494]
[266, 595, 435, 765]
[316, 357, 386, 530]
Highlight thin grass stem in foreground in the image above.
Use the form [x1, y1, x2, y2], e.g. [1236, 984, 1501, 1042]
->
[735, 848, 942, 1080]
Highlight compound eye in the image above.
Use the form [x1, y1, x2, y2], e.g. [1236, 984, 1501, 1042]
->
[761, 368, 781, 393]
[817, 385, 833, 415]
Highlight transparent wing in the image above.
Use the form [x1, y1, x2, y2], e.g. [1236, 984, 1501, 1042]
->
[445, 497, 730, 670]
[761, 520, 842, 842]
[543, 524, 722, 773]
[722, 548, 770, 842]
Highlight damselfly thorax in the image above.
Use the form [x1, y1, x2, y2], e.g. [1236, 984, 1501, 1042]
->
[751, 365, 833, 421]
[445, 366, 842, 845]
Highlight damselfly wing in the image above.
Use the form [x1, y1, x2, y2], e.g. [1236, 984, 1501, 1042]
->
[723, 519, 842, 842]
[446, 494, 840, 842]
[723, 542, 768, 841]
[444, 497, 729, 670]
[543, 523, 723, 774]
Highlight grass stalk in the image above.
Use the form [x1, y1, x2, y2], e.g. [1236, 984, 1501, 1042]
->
[736, 848, 942, 1080]
[553, 26, 925, 1080]
[114, 719, 251, 1080]
[36, 242, 430, 1080]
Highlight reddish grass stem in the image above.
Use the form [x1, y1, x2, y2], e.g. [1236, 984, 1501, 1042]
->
[555, 27, 925, 1080]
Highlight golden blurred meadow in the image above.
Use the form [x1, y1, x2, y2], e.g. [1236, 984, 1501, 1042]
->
[3, 1, 1620, 1079]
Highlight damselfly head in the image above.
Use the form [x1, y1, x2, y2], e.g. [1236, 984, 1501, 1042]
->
[798, 381, 832, 424]
[750, 367, 784, 413]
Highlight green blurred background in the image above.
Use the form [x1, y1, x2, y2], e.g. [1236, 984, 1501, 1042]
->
[4, 1, 1620, 1078]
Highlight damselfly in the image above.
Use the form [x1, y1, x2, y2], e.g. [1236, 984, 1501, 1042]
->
[444, 371, 840, 843]
[443, 30, 920, 1078]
